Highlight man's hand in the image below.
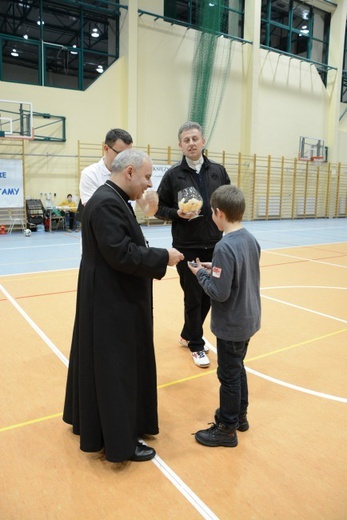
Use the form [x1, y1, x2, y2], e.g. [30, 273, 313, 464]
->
[167, 248, 185, 266]
[137, 191, 159, 217]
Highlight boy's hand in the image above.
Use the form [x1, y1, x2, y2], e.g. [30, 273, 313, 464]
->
[200, 262, 212, 275]
[187, 258, 203, 275]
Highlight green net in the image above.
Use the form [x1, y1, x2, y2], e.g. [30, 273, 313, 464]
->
[188, 1, 232, 146]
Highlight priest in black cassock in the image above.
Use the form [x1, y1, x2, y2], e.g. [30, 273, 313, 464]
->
[63, 149, 184, 463]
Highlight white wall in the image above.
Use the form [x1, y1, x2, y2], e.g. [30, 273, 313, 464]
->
[0, 1, 346, 201]
[135, 14, 329, 159]
[256, 50, 328, 158]
[136, 16, 246, 152]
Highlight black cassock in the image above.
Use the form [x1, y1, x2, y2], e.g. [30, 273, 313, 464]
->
[63, 180, 169, 462]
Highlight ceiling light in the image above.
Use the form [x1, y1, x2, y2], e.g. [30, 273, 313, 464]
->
[96, 65, 103, 73]
[11, 49, 19, 57]
[70, 45, 78, 55]
[91, 28, 100, 38]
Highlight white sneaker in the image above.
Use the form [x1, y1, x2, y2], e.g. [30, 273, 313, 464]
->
[178, 337, 189, 347]
[191, 351, 210, 368]
[178, 337, 209, 353]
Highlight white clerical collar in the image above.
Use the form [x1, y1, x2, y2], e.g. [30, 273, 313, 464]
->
[186, 156, 204, 173]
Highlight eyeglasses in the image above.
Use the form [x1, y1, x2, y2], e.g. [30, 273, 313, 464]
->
[107, 144, 122, 154]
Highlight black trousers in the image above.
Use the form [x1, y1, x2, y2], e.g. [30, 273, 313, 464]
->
[176, 247, 214, 352]
[216, 338, 249, 429]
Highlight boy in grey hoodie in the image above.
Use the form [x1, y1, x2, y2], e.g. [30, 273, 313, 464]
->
[188, 185, 261, 447]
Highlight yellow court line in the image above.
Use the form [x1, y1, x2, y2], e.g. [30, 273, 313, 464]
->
[247, 327, 347, 363]
[3, 328, 346, 434]
[158, 369, 216, 389]
[1, 375, 219, 433]
[0, 412, 62, 433]
[159, 328, 347, 388]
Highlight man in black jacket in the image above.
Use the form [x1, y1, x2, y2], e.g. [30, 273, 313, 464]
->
[155, 121, 230, 367]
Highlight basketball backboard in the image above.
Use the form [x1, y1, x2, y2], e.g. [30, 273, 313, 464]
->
[299, 136, 325, 161]
[0, 99, 33, 139]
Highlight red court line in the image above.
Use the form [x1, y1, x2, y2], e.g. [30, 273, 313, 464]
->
[3, 275, 182, 300]
[261, 259, 309, 268]
[14, 289, 77, 300]
[308, 254, 347, 261]
[4, 245, 346, 300]
[306, 245, 347, 254]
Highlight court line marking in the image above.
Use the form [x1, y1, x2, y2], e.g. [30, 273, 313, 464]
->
[261, 287, 347, 325]
[2, 280, 346, 394]
[158, 369, 216, 389]
[2, 280, 346, 403]
[203, 336, 347, 403]
[2, 278, 346, 516]
[247, 328, 347, 361]
[0, 283, 219, 520]
[0, 284, 69, 366]
[0, 242, 79, 252]
[152, 456, 219, 520]
[15, 289, 77, 300]
[0, 267, 78, 279]
[0, 413, 63, 433]
[263, 285, 347, 290]
[248, 226, 346, 234]
[245, 367, 347, 403]
[0, 257, 80, 268]
[264, 249, 347, 269]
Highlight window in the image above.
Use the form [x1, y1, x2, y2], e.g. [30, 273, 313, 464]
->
[261, 0, 330, 85]
[1, 37, 40, 84]
[341, 23, 347, 103]
[164, 0, 244, 40]
[0, 0, 121, 90]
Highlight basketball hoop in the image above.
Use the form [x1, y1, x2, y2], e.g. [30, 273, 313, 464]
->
[0, 99, 34, 140]
[2, 131, 35, 141]
[310, 156, 324, 165]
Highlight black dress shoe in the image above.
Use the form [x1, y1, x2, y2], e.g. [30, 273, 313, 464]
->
[129, 442, 156, 462]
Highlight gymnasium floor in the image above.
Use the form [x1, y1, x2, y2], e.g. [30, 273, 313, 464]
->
[0, 218, 346, 519]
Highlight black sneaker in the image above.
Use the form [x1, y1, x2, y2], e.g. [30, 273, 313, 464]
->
[215, 408, 249, 432]
[195, 423, 238, 447]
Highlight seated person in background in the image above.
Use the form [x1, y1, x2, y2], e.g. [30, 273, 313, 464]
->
[59, 194, 77, 231]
